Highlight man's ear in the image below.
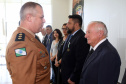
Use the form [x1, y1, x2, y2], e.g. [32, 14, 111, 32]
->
[74, 22, 79, 27]
[99, 30, 104, 37]
[26, 14, 32, 22]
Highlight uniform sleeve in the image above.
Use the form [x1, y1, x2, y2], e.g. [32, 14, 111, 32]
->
[6, 50, 12, 75]
[8, 42, 37, 83]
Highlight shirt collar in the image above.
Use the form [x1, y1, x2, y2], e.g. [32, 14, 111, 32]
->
[47, 34, 51, 37]
[19, 27, 35, 37]
[92, 38, 107, 51]
[47, 32, 52, 37]
[72, 29, 80, 36]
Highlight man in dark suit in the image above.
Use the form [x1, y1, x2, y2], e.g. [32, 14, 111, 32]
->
[42, 25, 53, 55]
[79, 21, 121, 84]
[61, 15, 90, 84]
[41, 25, 54, 83]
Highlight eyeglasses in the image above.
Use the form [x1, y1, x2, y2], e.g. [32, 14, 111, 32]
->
[62, 28, 67, 30]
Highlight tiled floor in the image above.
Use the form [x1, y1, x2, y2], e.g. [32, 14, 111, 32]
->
[0, 65, 12, 84]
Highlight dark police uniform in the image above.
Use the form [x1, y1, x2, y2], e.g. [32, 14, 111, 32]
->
[6, 27, 50, 84]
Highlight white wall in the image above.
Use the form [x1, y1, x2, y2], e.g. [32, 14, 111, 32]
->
[84, 0, 126, 82]
[51, 0, 71, 30]
[69, 0, 73, 15]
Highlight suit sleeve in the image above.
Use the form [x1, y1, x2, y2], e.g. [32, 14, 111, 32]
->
[98, 52, 121, 84]
[70, 36, 90, 83]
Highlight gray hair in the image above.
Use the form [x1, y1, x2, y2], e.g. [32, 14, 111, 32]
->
[90, 21, 108, 37]
[20, 2, 42, 20]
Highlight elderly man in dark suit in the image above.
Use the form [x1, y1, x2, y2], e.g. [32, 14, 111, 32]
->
[61, 15, 90, 84]
[79, 21, 121, 84]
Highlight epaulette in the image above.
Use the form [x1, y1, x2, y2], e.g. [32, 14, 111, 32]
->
[15, 33, 25, 41]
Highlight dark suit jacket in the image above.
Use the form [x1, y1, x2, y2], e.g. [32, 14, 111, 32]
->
[42, 32, 53, 56]
[79, 39, 121, 84]
[61, 29, 90, 84]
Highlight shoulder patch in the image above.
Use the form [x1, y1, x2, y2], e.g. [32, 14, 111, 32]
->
[15, 48, 27, 57]
[15, 33, 25, 41]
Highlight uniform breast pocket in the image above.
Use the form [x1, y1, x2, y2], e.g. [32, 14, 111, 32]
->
[37, 54, 50, 75]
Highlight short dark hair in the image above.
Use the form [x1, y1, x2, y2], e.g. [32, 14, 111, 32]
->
[53, 29, 62, 40]
[63, 23, 67, 26]
[62, 23, 67, 28]
[46, 25, 52, 29]
[68, 14, 82, 27]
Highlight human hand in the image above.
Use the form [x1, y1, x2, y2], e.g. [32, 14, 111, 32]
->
[68, 78, 75, 84]
[50, 57, 54, 61]
[54, 61, 59, 67]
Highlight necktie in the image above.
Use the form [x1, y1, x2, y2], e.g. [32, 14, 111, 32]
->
[35, 35, 41, 42]
[85, 48, 94, 62]
[89, 49, 94, 56]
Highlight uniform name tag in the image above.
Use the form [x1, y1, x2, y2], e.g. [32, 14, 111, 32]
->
[15, 48, 27, 57]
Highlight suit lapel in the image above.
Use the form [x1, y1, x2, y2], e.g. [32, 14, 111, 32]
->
[82, 39, 108, 72]
[63, 43, 68, 53]
[82, 50, 99, 72]
[62, 29, 83, 54]
[62, 35, 71, 54]
[44, 35, 48, 43]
